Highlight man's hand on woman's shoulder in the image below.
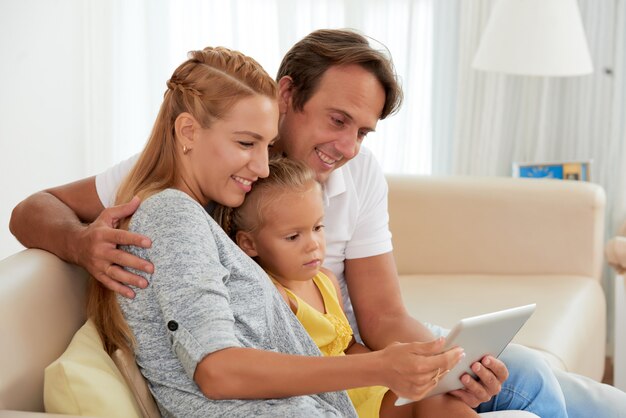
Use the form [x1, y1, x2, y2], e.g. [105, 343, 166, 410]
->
[76, 197, 153, 299]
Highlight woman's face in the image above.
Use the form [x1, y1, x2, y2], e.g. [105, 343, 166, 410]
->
[184, 94, 279, 207]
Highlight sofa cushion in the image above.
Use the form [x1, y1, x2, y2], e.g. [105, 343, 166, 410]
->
[43, 319, 142, 418]
[398, 274, 606, 381]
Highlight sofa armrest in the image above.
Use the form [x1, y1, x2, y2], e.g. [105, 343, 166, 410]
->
[387, 175, 605, 280]
[0, 249, 89, 411]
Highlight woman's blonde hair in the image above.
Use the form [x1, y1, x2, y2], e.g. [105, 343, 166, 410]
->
[88, 46, 278, 355]
[214, 157, 320, 240]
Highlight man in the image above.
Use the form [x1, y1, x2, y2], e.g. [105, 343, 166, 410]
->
[11, 29, 626, 417]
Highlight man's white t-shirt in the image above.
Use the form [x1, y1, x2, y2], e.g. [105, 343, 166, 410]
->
[95, 146, 393, 335]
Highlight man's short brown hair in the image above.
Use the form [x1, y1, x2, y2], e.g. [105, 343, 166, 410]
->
[277, 29, 403, 120]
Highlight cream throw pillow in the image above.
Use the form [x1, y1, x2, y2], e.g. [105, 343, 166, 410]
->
[44, 319, 143, 418]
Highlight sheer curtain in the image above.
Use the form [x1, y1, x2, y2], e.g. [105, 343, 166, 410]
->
[82, 0, 436, 175]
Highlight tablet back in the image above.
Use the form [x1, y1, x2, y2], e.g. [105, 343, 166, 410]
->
[395, 303, 536, 405]
[432, 303, 537, 397]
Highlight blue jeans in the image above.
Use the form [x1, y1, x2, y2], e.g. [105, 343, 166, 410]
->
[553, 367, 626, 418]
[476, 344, 567, 417]
[478, 344, 626, 418]
[425, 323, 626, 417]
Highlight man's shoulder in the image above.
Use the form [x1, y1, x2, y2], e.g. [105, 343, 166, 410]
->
[348, 145, 375, 167]
[343, 146, 385, 188]
[95, 154, 141, 208]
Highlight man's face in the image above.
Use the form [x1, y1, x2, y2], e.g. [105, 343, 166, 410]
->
[276, 64, 386, 183]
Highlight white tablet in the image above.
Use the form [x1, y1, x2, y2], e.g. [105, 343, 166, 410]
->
[395, 303, 536, 406]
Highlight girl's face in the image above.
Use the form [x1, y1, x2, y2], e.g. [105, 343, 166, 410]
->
[242, 184, 326, 283]
[181, 94, 278, 207]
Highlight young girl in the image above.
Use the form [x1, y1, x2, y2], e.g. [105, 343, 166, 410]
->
[217, 157, 477, 418]
[87, 47, 464, 417]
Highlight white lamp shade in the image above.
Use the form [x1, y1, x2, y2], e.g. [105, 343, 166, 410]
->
[472, 0, 593, 76]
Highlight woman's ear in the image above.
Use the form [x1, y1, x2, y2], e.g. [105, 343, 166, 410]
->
[174, 112, 196, 148]
[236, 231, 258, 257]
[277, 76, 295, 114]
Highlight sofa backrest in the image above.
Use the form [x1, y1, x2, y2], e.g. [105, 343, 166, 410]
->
[386, 175, 605, 280]
[0, 249, 88, 411]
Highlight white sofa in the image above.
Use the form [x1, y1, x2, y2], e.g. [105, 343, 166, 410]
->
[388, 175, 606, 381]
[2, 174, 606, 417]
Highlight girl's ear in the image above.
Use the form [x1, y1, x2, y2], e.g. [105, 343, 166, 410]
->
[236, 231, 258, 257]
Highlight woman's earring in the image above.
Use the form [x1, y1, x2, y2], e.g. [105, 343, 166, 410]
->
[183, 144, 191, 155]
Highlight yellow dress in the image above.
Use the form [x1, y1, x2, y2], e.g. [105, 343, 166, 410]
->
[272, 272, 389, 418]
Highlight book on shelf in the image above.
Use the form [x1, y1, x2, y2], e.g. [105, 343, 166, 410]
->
[512, 160, 591, 181]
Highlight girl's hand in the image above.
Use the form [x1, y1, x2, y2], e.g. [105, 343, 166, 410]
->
[377, 338, 465, 402]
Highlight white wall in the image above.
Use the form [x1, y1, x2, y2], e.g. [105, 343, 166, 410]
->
[0, 1, 89, 260]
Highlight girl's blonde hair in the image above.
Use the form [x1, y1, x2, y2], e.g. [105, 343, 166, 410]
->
[214, 157, 320, 240]
[88, 46, 278, 355]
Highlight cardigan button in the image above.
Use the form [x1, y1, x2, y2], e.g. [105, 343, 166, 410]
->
[167, 320, 178, 331]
